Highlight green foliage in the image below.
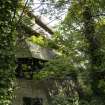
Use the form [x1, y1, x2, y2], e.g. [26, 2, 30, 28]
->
[34, 0, 105, 105]
[34, 56, 76, 79]
[0, 0, 17, 104]
[51, 96, 79, 105]
[27, 35, 59, 49]
[27, 35, 47, 47]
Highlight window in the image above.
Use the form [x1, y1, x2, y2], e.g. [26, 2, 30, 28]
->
[23, 97, 43, 105]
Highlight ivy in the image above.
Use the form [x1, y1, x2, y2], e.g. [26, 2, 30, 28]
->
[0, 0, 17, 104]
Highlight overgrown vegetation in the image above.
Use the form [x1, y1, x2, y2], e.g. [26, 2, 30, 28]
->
[34, 0, 105, 105]
[1, 0, 105, 105]
[0, 0, 17, 104]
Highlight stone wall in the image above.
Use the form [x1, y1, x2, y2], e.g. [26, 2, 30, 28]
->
[12, 79, 48, 105]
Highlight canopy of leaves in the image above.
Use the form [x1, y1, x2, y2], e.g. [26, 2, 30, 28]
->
[34, 0, 105, 104]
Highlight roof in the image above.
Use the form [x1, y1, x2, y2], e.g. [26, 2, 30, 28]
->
[15, 40, 55, 60]
[15, 9, 55, 60]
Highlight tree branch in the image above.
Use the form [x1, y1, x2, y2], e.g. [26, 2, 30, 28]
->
[25, 9, 54, 35]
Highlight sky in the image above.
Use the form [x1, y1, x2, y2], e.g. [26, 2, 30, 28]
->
[25, 0, 69, 37]
[31, 0, 68, 27]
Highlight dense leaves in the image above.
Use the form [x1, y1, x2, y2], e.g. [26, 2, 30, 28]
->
[34, 0, 105, 105]
[0, 0, 17, 104]
[1, 0, 105, 105]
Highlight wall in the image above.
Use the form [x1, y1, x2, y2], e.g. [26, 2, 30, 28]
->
[12, 79, 48, 105]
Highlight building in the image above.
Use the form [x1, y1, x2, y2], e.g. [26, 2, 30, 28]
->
[13, 37, 56, 105]
[12, 8, 55, 104]
[13, 10, 77, 105]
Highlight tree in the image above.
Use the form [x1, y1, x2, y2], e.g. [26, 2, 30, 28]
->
[0, 0, 18, 104]
[34, 0, 105, 104]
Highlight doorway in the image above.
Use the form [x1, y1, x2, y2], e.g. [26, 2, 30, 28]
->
[23, 97, 43, 105]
